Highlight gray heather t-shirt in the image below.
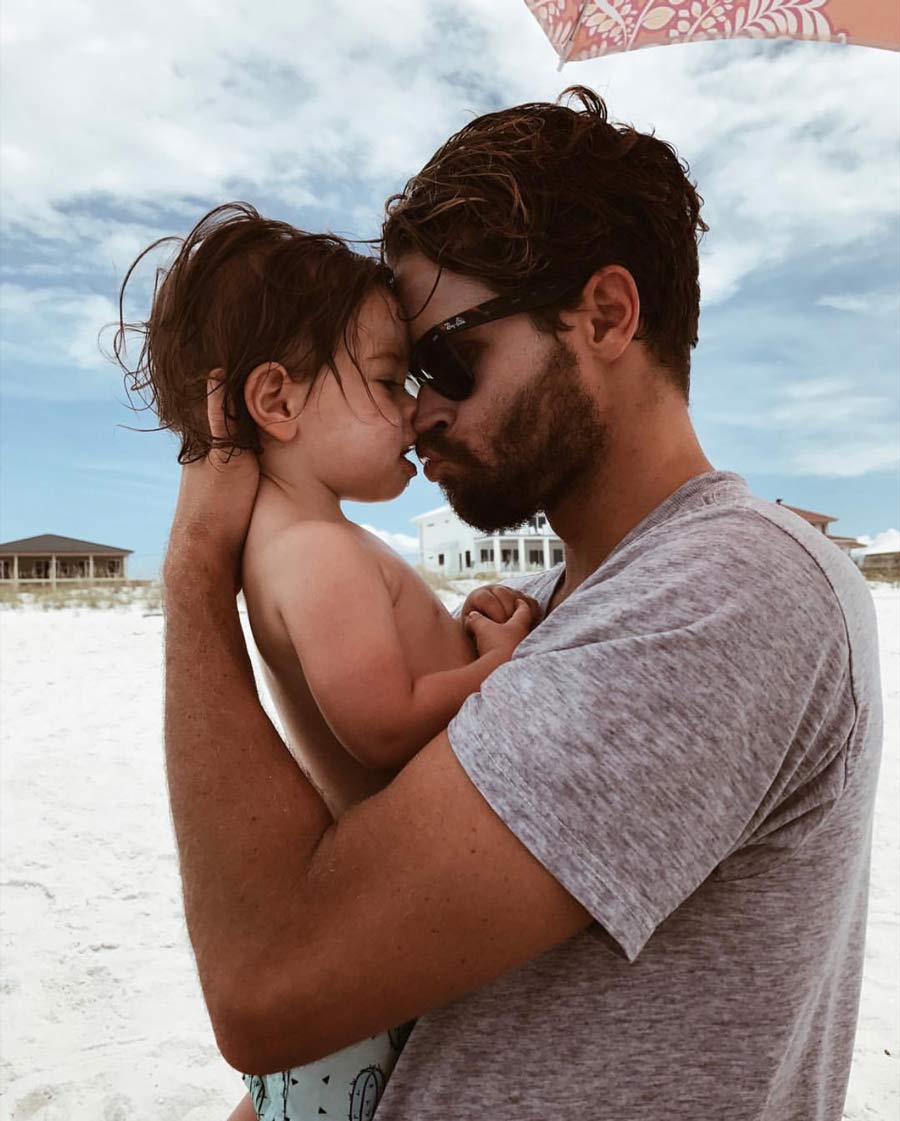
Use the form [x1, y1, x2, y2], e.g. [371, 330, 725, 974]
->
[376, 471, 882, 1121]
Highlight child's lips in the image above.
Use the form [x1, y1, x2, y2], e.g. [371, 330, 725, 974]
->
[415, 443, 449, 480]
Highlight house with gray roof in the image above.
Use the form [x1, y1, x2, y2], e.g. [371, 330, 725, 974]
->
[0, 535, 133, 585]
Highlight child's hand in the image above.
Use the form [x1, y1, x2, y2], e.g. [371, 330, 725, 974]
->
[460, 584, 542, 629]
[464, 598, 535, 663]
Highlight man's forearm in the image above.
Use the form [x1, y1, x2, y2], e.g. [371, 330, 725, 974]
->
[163, 548, 333, 1027]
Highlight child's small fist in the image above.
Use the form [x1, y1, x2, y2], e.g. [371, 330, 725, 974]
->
[464, 598, 535, 662]
[460, 584, 541, 627]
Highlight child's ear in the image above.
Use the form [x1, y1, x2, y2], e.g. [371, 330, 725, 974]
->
[244, 362, 303, 443]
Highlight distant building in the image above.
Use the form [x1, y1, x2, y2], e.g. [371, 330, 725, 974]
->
[0, 534, 133, 585]
[411, 505, 564, 577]
[860, 551, 900, 581]
[774, 501, 864, 556]
[412, 499, 868, 577]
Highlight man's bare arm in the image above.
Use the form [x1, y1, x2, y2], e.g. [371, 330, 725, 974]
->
[165, 544, 591, 1076]
[163, 545, 331, 1025]
[164, 383, 591, 1075]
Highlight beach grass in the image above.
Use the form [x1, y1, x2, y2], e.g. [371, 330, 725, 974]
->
[0, 582, 162, 612]
[3, 573, 892, 612]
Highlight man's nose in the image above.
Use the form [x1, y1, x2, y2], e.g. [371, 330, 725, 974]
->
[412, 384, 457, 436]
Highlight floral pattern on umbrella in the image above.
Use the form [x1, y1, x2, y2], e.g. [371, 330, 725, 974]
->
[525, 0, 900, 62]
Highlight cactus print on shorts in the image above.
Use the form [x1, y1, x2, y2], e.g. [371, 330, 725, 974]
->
[243, 1020, 415, 1120]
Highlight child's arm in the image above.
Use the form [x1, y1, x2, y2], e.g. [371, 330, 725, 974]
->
[265, 522, 533, 771]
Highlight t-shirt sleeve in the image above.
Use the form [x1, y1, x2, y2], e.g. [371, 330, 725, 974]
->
[447, 513, 852, 961]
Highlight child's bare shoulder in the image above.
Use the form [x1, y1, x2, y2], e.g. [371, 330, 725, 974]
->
[256, 520, 384, 577]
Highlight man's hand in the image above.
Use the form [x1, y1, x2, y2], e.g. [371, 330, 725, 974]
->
[164, 374, 260, 593]
[464, 597, 535, 663]
[460, 584, 542, 629]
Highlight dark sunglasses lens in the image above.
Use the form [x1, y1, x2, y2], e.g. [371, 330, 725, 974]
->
[411, 338, 473, 401]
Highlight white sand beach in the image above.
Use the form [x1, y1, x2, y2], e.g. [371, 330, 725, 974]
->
[1, 586, 897, 1121]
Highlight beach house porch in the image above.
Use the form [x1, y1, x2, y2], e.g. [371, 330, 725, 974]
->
[0, 534, 133, 586]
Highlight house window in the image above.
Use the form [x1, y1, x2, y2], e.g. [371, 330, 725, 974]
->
[528, 549, 542, 566]
[552, 549, 564, 564]
[59, 558, 87, 579]
[465, 550, 472, 568]
[438, 553, 445, 566]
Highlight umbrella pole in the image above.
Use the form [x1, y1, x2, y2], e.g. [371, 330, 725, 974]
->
[558, 1, 590, 69]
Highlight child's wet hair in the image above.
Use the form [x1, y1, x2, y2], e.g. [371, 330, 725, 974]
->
[114, 202, 392, 462]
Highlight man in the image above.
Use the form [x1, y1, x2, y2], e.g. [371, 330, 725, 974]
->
[165, 88, 882, 1119]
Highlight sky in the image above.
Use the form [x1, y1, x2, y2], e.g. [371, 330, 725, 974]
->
[1, 0, 898, 576]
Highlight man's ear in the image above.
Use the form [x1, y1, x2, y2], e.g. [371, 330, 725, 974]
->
[243, 362, 303, 443]
[569, 266, 641, 364]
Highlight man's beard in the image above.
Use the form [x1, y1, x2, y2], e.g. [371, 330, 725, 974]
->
[429, 339, 608, 534]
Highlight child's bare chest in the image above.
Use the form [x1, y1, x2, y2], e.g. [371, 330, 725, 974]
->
[376, 551, 475, 678]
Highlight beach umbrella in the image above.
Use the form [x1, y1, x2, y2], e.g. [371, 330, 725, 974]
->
[525, 0, 900, 66]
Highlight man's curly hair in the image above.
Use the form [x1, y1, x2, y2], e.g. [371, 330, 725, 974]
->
[382, 86, 708, 398]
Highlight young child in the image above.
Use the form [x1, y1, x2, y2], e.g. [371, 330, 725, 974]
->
[117, 203, 537, 1121]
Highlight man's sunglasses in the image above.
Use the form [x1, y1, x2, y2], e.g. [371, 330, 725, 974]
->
[406, 276, 584, 402]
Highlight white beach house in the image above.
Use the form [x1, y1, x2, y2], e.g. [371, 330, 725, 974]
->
[411, 505, 564, 577]
[411, 498, 866, 579]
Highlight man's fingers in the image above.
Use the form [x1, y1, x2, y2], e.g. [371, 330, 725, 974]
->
[206, 369, 230, 445]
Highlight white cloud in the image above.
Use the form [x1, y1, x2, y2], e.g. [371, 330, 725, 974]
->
[789, 441, 900, 478]
[853, 528, 900, 555]
[1, 1, 898, 308]
[0, 282, 121, 400]
[0, 0, 897, 496]
[771, 377, 888, 427]
[767, 376, 900, 477]
[817, 291, 900, 317]
[360, 525, 419, 555]
[0, 0, 459, 234]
